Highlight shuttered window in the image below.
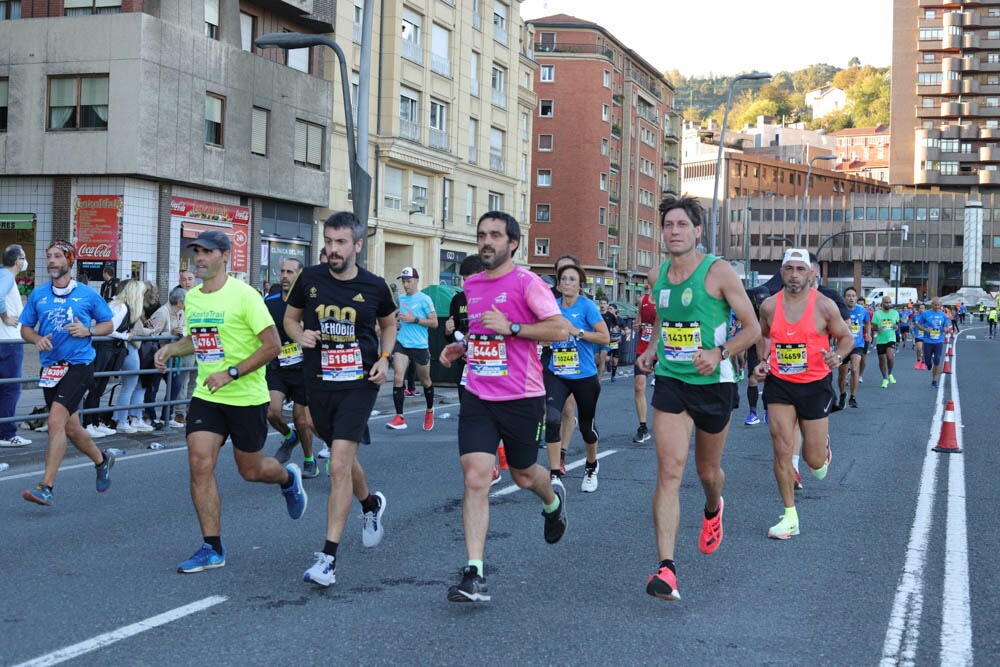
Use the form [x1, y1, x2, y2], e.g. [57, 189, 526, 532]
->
[294, 119, 323, 168]
[251, 107, 268, 156]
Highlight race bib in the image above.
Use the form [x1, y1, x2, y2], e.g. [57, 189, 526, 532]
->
[640, 323, 653, 342]
[661, 321, 701, 361]
[850, 322, 860, 334]
[610, 337, 620, 351]
[191, 327, 225, 364]
[880, 319, 894, 331]
[321, 343, 363, 382]
[278, 341, 303, 367]
[551, 340, 580, 376]
[39, 363, 69, 389]
[930, 328, 941, 338]
[460, 363, 469, 386]
[776, 343, 808, 374]
[468, 334, 508, 377]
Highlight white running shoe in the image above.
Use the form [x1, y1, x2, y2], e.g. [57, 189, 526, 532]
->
[168, 419, 184, 429]
[85, 424, 107, 439]
[303, 552, 336, 587]
[97, 424, 117, 436]
[116, 420, 137, 434]
[361, 491, 387, 548]
[130, 417, 153, 432]
[581, 461, 600, 493]
[316, 445, 330, 459]
[0, 434, 32, 447]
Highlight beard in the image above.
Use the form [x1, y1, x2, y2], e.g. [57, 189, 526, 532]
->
[327, 253, 354, 275]
[48, 264, 70, 281]
[784, 280, 806, 294]
[479, 244, 510, 270]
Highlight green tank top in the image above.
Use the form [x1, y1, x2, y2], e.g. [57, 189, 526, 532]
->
[653, 254, 735, 385]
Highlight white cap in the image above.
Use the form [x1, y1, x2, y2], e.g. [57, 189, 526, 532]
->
[781, 248, 810, 267]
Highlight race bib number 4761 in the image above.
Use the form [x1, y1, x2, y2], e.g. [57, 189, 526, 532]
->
[191, 327, 225, 364]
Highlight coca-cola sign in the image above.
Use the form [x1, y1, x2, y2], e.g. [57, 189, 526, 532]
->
[74, 195, 122, 261]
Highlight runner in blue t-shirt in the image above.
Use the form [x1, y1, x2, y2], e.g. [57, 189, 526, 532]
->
[835, 287, 870, 410]
[18, 241, 116, 507]
[915, 297, 950, 388]
[388, 267, 439, 431]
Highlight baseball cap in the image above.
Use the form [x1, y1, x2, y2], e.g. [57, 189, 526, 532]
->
[781, 248, 810, 267]
[398, 267, 419, 280]
[188, 230, 232, 252]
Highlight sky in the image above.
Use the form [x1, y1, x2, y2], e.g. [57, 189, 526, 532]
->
[519, 0, 893, 78]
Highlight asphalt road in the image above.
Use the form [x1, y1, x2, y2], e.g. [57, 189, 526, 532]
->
[1, 328, 996, 666]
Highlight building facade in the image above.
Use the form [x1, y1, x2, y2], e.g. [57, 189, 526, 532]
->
[324, 0, 536, 287]
[891, 0, 1000, 188]
[832, 125, 891, 182]
[0, 0, 334, 297]
[522, 13, 680, 303]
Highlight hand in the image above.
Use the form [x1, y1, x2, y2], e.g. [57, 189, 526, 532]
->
[203, 370, 233, 394]
[444, 317, 455, 335]
[480, 305, 511, 335]
[298, 330, 322, 349]
[153, 343, 172, 372]
[66, 318, 89, 338]
[368, 357, 389, 385]
[34, 333, 53, 352]
[439, 342, 466, 368]
[752, 361, 769, 381]
[692, 347, 721, 376]
[822, 349, 843, 369]
[399, 310, 417, 324]
[635, 351, 655, 374]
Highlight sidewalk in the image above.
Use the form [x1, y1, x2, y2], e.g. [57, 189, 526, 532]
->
[0, 382, 461, 471]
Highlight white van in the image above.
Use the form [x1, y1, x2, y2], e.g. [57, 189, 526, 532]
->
[866, 287, 918, 306]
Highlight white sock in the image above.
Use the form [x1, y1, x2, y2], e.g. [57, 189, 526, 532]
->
[792, 455, 800, 471]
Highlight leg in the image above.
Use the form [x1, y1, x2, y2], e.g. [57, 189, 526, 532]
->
[633, 371, 648, 425]
[233, 446, 293, 484]
[799, 417, 830, 471]
[544, 374, 570, 473]
[849, 355, 861, 396]
[41, 403, 103, 487]
[767, 403, 799, 509]
[559, 394, 576, 455]
[323, 438, 361, 543]
[186, 431, 225, 537]
[267, 390, 291, 436]
[460, 451, 496, 562]
[651, 409, 694, 561]
[292, 404, 314, 459]
[886, 345, 895, 375]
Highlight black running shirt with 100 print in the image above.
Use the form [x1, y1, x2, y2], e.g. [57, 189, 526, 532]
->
[285, 264, 396, 392]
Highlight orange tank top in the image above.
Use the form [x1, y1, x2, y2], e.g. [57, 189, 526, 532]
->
[768, 290, 832, 383]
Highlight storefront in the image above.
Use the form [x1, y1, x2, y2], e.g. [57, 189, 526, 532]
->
[439, 249, 467, 287]
[260, 200, 314, 291]
[171, 196, 251, 281]
[0, 213, 36, 296]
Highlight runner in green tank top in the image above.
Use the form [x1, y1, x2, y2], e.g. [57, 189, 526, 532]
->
[635, 195, 760, 603]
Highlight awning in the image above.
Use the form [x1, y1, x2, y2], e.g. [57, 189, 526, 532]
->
[0, 213, 36, 229]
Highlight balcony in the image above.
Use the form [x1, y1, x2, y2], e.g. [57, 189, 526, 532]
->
[963, 78, 981, 94]
[489, 149, 505, 173]
[964, 10, 982, 27]
[613, 93, 624, 106]
[636, 106, 658, 124]
[401, 39, 423, 65]
[943, 33, 962, 49]
[533, 42, 615, 60]
[963, 32, 980, 49]
[916, 106, 941, 119]
[963, 56, 982, 71]
[983, 127, 1000, 139]
[611, 124, 621, 138]
[494, 24, 508, 47]
[663, 131, 679, 143]
[962, 100, 979, 114]
[491, 88, 507, 110]
[944, 10, 964, 27]
[431, 54, 451, 77]
[429, 128, 449, 151]
[914, 168, 941, 185]
[941, 79, 961, 95]
[940, 101, 962, 117]
[981, 146, 1000, 161]
[943, 56, 962, 71]
[626, 68, 662, 100]
[400, 118, 420, 142]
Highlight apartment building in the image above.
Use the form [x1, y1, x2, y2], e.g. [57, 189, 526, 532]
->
[523, 13, 679, 304]
[325, 0, 536, 286]
[0, 0, 333, 296]
[831, 125, 891, 182]
[891, 0, 1000, 188]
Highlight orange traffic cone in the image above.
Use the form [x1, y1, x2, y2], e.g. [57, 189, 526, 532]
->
[946, 342, 953, 358]
[933, 400, 962, 453]
[942, 355, 952, 374]
[497, 442, 508, 470]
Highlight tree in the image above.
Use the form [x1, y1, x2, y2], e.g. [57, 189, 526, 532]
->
[810, 109, 853, 132]
[848, 56, 861, 68]
[792, 64, 841, 93]
[682, 106, 703, 123]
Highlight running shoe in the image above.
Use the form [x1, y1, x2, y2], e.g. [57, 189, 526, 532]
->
[386, 415, 407, 430]
[794, 470, 803, 491]
[913, 361, 921, 370]
[303, 552, 336, 586]
[542, 483, 567, 544]
[768, 513, 800, 540]
[423, 409, 434, 431]
[491, 467, 502, 486]
[281, 463, 308, 519]
[85, 424, 106, 439]
[274, 429, 298, 464]
[178, 543, 226, 573]
[646, 565, 680, 601]
[698, 496, 724, 554]
[881, 378, 889, 389]
[96, 449, 115, 493]
[129, 416, 154, 432]
[888, 374, 896, 384]
[744, 411, 760, 426]
[97, 423, 117, 436]
[447, 565, 490, 602]
[0, 434, 31, 447]
[168, 419, 185, 429]
[361, 491, 386, 548]
[550, 473, 564, 492]
[811, 438, 832, 481]
[316, 445, 330, 459]
[23, 484, 53, 506]
[837, 393, 847, 412]
[764, 410, 769, 424]
[581, 461, 599, 493]
[403, 388, 414, 397]
[116, 420, 137, 434]
[302, 458, 319, 479]
[848, 396, 859, 408]
[632, 424, 651, 443]
[932, 379, 939, 388]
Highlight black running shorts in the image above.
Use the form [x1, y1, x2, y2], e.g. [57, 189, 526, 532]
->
[392, 342, 430, 366]
[762, 373, 835, 420]
[266, 365, 309, 405]
[309, 387, 378, 444]
[42, 362, 93, 414]
[186, 396, 268, 453]
[651, 375, 738, 435]
[458, 392, 544, 470]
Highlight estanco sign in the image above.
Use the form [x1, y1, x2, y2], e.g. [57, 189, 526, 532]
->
[74, 195, 122, 261]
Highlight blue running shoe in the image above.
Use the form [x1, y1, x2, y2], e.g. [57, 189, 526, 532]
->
[744, 411, 760, 426]
[96, 449, 115, 493]
[23, 484, 54, 506]
[764, 410, 769, 424]
[178, 543, 226, 573]
[282, 463, 308, 519]
[274, 428, 298, 464]
[302, 458, 319, 479]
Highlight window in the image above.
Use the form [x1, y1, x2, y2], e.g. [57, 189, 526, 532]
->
[353, 0, 364, 42]
[293, 119, 323, 168]
[540, 65, 554, 82]
[598, 241, 605, 260]
[203, 93, 224, 145]
[602, 105, 609, 122]
[537, 169, 552, 187]
[468, 118, 478, 163]
[489, 127, 505, 172]
[491, 65, 506, 108]
[599, 207, 606, 225]
[538, 134, 553, 151]
[535, 237, 550, 257]
[431, 24, 451, 76]
[350, 73, 360, 125]
[400, 87, 420, 141]
[240, 12, 255, 52]
[430, 100, 447, 130]
[600, 173, 607, 190]
[251, 107, 268, 156]
[603, 70, 610, 88]
[442, 179, 452, 221]
[472, 0, 481, 30]
[488, 191, 502, 211]
[64, 0, 120, 16]
[601, 138, 609, 156]
[536, 204, 550, 222]
[539, 100, 553, 117]
[411, 173, 429, 213]
[0, 79, 7, 132]
[521, 111, 529, 141]
[520, 154, 527, 182]
[384, 167, 403, 210]
[286, 35, 310, 73]
[48, 75, 109, 130]
[470, 52, 480, 97]
[493, 2, 508, 46]
[1, 1, 22, 19]
[204, 0, 219, 38]
[466, 185, 476, 224]
[402, 11, 422, 64]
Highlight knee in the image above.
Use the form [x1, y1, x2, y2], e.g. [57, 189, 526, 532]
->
[266, 407, 283, 425]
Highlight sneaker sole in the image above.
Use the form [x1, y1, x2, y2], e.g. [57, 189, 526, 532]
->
[22, 490, 52, 506]
[362, 492, 387, 548]
[447, 587, 490, 602]
[645, 578, 681, 601]
[767, 527, 800, 540]
[178, 560, 225, 574]
[386, 423, 407, 430]
[303, 572, 335, 587]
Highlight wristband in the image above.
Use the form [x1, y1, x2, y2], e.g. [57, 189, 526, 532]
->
[379, 352, 391, 359]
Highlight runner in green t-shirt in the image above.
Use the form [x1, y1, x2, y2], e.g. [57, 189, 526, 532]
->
[872, 296, 900, 388]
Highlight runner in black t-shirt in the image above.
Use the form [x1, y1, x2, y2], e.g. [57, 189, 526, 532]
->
[284, 212, 398, 588]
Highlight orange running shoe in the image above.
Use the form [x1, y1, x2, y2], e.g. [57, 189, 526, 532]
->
[497, 442, 508, 470]
[386, 415, 407, 430]
[698, 496, 724, 555]
[423, 409, 434, 431]
[646, 565, 680, 601]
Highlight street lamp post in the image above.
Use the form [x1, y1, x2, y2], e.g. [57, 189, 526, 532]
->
[796, 154, 836, 247]
[815, 226, 907, 289]
[255, 29, 374, 267]
[609, 244, 620, 301]
[709, 72, 771, 257]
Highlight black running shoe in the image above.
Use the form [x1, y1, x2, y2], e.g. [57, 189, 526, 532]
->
[542, 483, 567, 544]
[848, 396, 859, 408]
[447, 565, 490, 602]
[632, 425, 651, 443]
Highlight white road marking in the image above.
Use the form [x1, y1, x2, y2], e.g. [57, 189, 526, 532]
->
[491, 449, 618, 497]
[0, 447, 184, 483]
[12, 595, 228, 667]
